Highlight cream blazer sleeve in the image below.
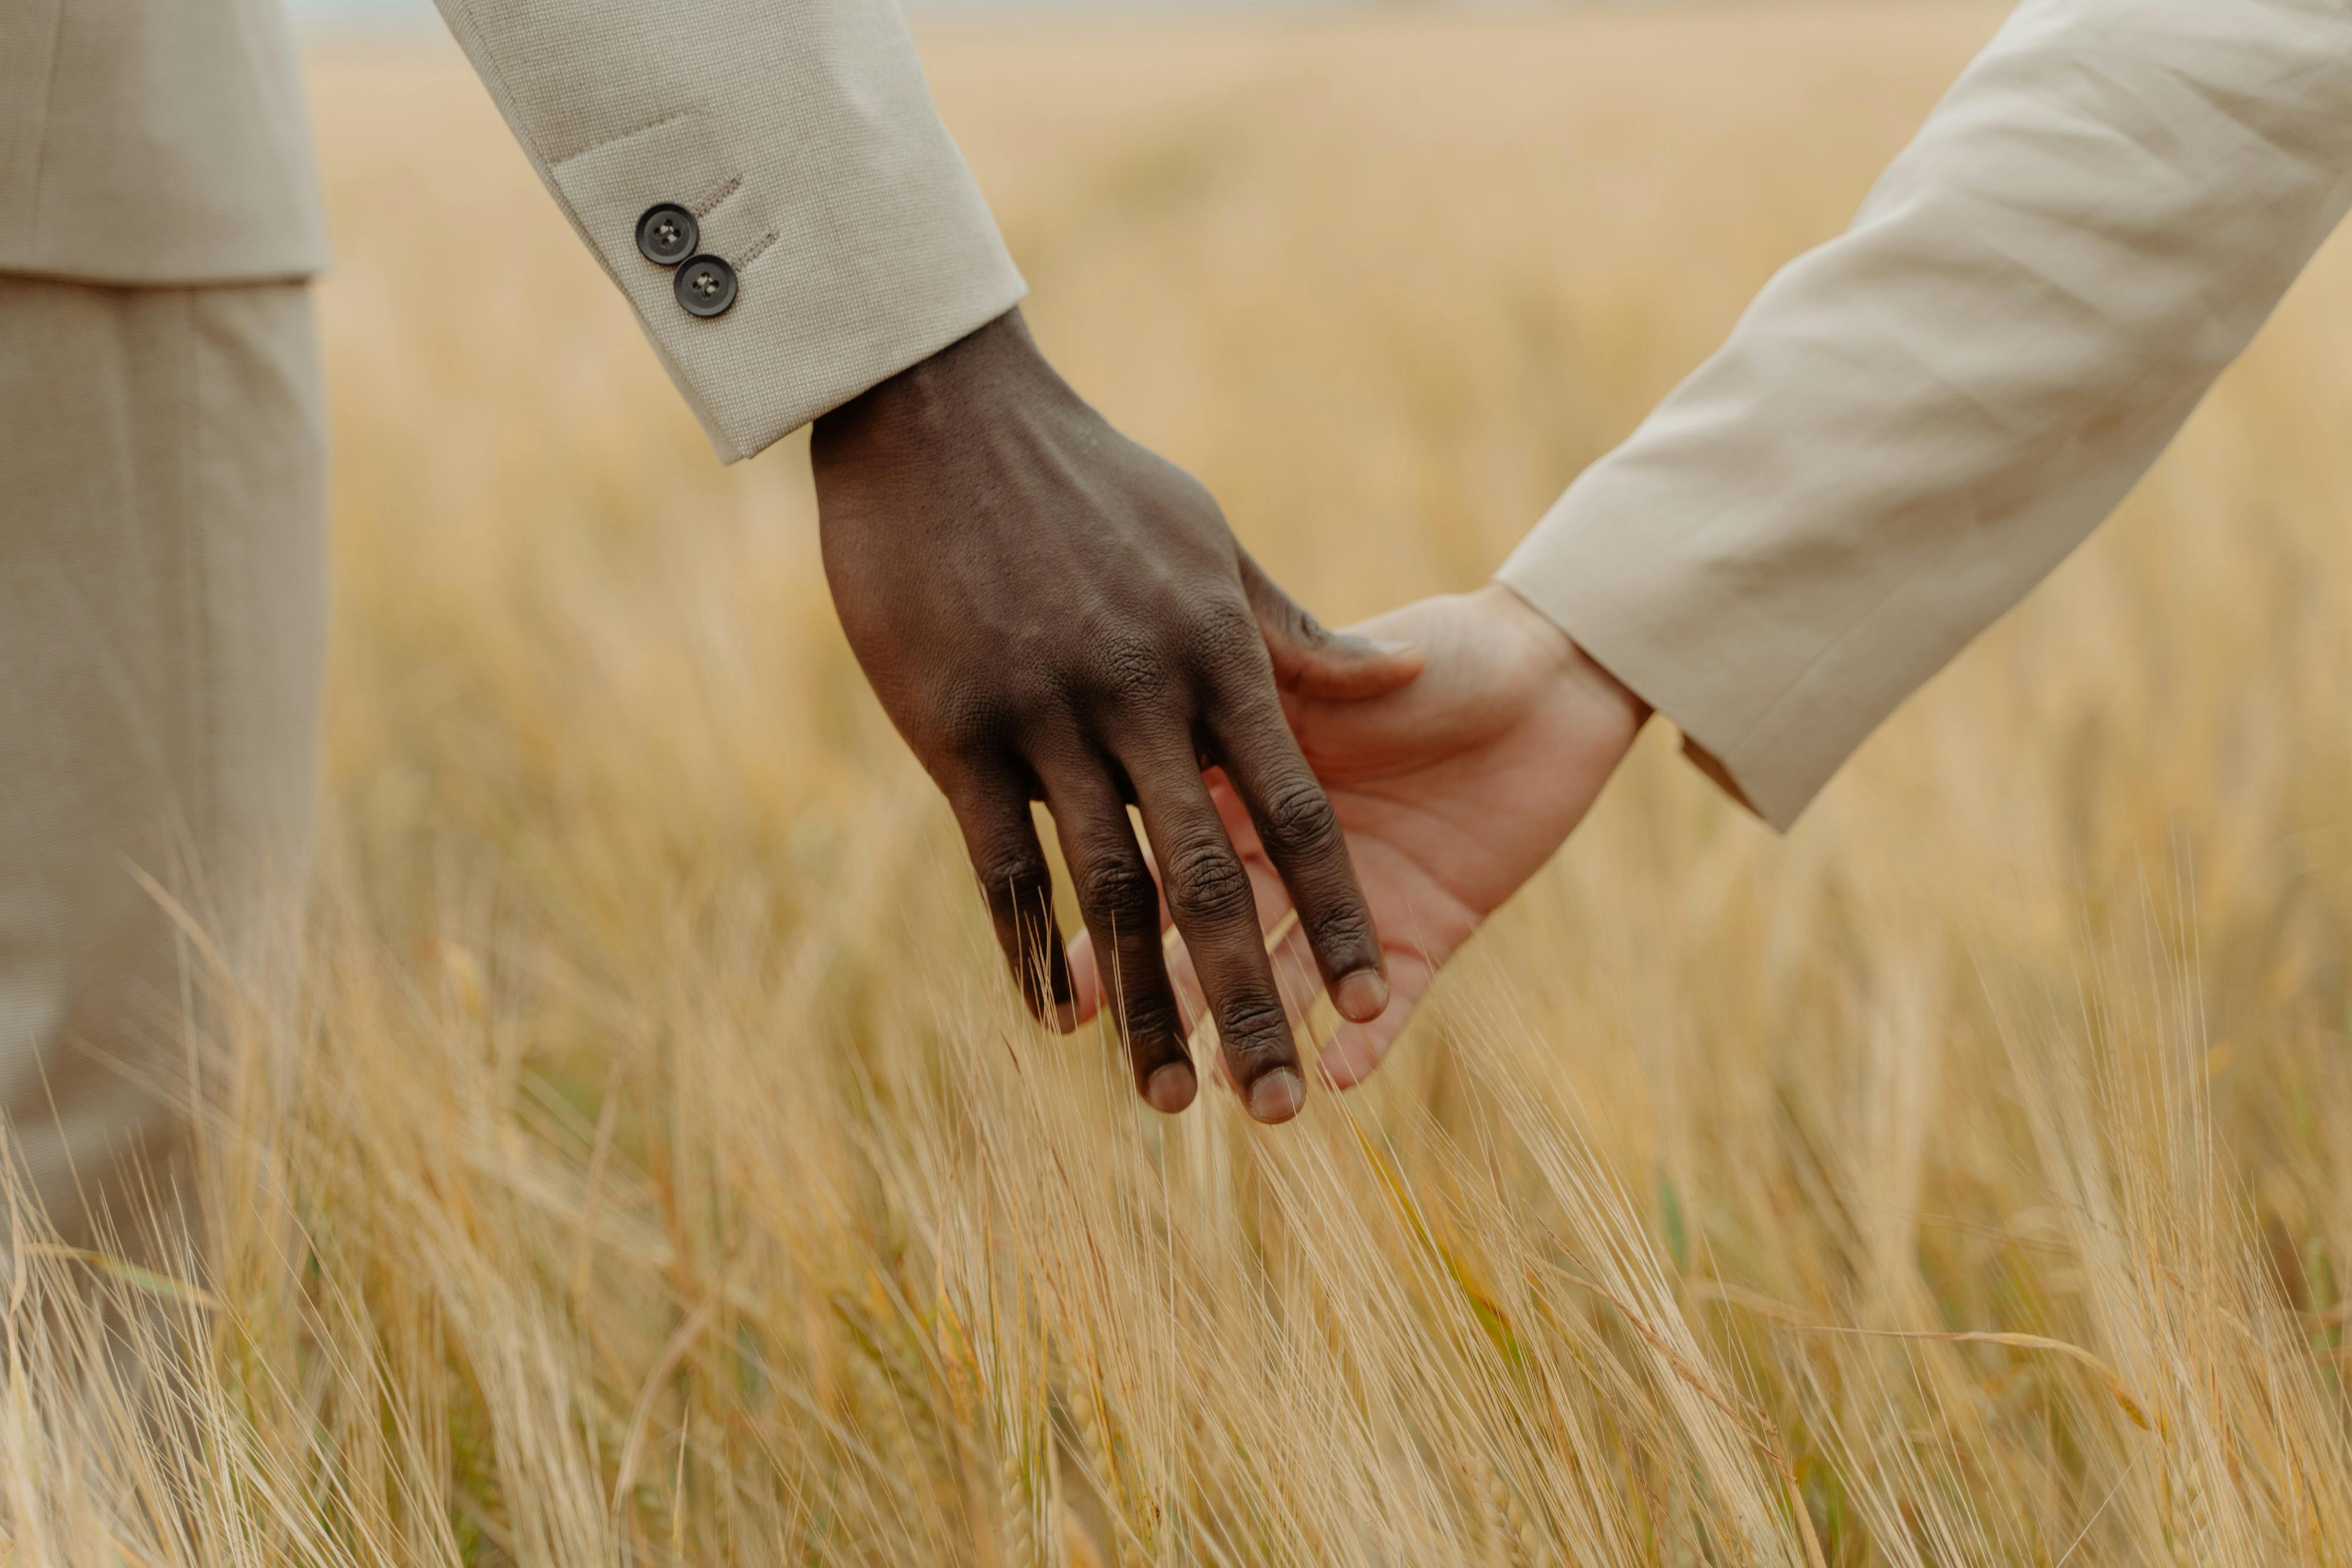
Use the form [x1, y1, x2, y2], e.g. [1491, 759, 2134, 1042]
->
[1498, 0, 2352, 830]
[430, 0, 1027, 462]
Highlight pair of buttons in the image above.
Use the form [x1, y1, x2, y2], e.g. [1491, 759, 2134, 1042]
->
[635, 202, 736, 319]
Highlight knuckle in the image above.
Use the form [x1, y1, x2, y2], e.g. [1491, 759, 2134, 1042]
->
[971, 852, 1050, 911]
[1163, 840, 1254, 924]
[1187, 600, 1265, 675]
[1074, 857, 1157, 925]
[1113, 992, 1184, 1047]
[1094, 636, 1174, 704]
[1007, 681, 1081, 742]
[1258, 780, 1342, 861]
[1215, 995, 1292, 1058]
[936, 687, 1016, 760]
[1304, 901, 1374, 959]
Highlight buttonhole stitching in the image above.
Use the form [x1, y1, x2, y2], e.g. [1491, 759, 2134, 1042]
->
[693, 177, 744, 220]
[550, 108, 695, 170]
[737, 231, 780, 272]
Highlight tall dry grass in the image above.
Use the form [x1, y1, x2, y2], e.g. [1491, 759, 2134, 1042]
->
[8, 5, 2352, 1562]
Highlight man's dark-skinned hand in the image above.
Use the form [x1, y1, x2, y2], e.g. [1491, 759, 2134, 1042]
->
[812, 309, 1421, 1124]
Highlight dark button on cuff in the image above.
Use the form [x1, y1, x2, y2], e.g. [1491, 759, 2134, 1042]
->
[675, 255, 737, 318]
[635, 203, 698, 266]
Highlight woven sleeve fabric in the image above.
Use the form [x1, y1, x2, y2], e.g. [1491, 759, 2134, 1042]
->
[0, 0, 329, 285]
[433, 0, 1027, 462]
[1498, 0, 2352, 830]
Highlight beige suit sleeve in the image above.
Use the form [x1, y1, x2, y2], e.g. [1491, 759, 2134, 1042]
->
[1498, 0, 2352, 829]
[432, 0, 1025, 462]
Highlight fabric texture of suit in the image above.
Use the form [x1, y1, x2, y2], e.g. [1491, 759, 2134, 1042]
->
[3, 0, 1025, 458]
[430, 0, 1028, 460]
[0, 278, 326, 1252]
[1501, 0, 2352, 828]
[0, 0, 327, 283]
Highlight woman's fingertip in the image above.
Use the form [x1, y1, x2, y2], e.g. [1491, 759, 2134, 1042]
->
[1319, 1027, 1389, 1089]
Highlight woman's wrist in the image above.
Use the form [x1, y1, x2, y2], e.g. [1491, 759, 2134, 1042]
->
[1475, 581, 1653, 730]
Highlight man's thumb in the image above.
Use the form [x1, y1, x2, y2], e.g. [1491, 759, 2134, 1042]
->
[1239, 550, 1424, 702]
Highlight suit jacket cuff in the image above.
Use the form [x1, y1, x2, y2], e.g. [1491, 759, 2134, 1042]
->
[435, 0, 1026, 463]
[1499, 0, 2352, 832]
[1496, 504, 1829, 834]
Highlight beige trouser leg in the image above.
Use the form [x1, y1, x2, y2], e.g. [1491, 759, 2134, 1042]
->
[0, 276, 325, 1256]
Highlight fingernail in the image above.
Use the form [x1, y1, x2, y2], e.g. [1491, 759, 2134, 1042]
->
[1332, 968, 1390, 1024]
[1247, 1067, 1305, 1124]
[1144, 1061, 1197, 1115]
[1368, 638, 1415, 656]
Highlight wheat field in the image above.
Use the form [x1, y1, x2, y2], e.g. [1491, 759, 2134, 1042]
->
[10, 5, 2352, 1563]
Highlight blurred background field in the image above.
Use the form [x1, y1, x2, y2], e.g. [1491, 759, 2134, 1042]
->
[29, 6, 2352, 1563]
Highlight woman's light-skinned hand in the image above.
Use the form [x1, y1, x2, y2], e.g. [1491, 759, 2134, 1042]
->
[1068, 583, 1648, 1093]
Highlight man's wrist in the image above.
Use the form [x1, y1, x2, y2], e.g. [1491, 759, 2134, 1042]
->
[812, 307, 1063, 463]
